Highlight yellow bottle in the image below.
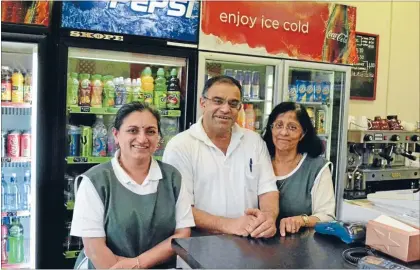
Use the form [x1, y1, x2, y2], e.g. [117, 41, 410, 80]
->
[11, 69, 24, 103]
[141, 67, 154, 105]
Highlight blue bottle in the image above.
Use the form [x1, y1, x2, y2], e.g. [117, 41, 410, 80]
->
[1, 174, 8, 212]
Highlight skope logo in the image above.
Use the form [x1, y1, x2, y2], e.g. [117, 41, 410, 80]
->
[70, 31, 123, 41]
[107, 0, 196, 18]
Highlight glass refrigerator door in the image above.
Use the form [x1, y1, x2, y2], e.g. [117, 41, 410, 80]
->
[1, 41, 38, 269]
[197, 52, 281, 133]
[62, 47, 187, 263]
[281, 60, 351, 190]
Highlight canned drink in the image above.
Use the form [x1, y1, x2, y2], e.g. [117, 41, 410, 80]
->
[306, 81, 315, 102]
[235, 70, 244, 86]
[1, 131, 7, 158]
[167, 91, 180, 109]
[7, 131, 21, 158]
[67, 125, 81, 157]
[321, 82, 331, 102]
[224, 69, 234, 77]
[243, 71, 252, 98]
[288, 84, 297, 101]
[80, 126, 93, 157]
[314, 82, 322, 102]
[316, 109, 327, 134]
[296, 80, 307, 102]
[20, 131, 31, 157]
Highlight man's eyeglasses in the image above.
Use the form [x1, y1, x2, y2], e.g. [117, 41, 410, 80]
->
[203, 96, 242, 110]
[270, 122, 301, 134]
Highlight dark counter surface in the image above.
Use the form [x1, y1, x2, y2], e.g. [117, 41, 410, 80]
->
[172, 229, 420, 269]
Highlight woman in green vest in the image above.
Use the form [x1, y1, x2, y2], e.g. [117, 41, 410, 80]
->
[71, 102, 195, 269]
[263, 102, 335, 237]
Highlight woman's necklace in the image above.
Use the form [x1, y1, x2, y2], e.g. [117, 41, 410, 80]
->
[275, 153, 303, 190]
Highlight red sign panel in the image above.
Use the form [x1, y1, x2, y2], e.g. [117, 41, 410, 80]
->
[1, 1, 51, 27]
[200, 1, 358, 64]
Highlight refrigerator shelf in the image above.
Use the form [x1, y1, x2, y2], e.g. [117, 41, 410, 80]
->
[242, 97, 265, 103]
[294, 101, 330, 107]
[1, 157, 31, 168]
[67, 106, 181, 117]
[64, 250, 81, 259]
[317, 134, 329, 138]
[1, 102, 31, 108]
[66, 156, 112, 164]
[1, 106, 32, 116]
[1, 263, 31, 269]
[1, 210, 31, 218]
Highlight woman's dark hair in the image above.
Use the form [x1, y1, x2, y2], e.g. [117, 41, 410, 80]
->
[262, 102, 324, 158]
[114, 102, 161, 136]
[202, 75, 242, 98]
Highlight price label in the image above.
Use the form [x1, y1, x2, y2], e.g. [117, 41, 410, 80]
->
[80, 106, 90, 113]
[242, 97, 250, 102]
[1, 157, 11, 163]
[159, 110, 169, 116]
[73, 157, 88, 163]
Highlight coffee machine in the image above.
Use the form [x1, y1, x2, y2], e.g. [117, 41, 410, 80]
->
[344, 129, 420, 199]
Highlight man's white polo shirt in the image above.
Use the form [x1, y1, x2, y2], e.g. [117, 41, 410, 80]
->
[163, 117, 277, 218]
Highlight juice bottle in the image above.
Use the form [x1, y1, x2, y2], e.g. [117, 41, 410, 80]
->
[67, 72, 79, 106]
[78, 73, 91, 107]
[115, 77, 127, 108]
[236, 105, 246, 128]
[90, 74, 103, 108]
[23, 71, 32, 104]
[1, 222, 8, 264]
[244, 104, 256, 131]
[154, 68, 167, 109]
[1, 66, 12, 102]
[167, 68, 181, 109]
[8, 217, 24, 264]
[102, 75, 115, 108]
[141, 67, 154, 106]
[11, 69, 24, 103]
[125, 78, 133, 104]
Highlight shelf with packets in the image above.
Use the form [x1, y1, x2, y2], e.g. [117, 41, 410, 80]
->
[1, 157, 31, 168]
[67, 106, 181, 117]
[66, 156, 112, 164]
[241, 97, 265, 103]
[1, 210, 31, 218]
[1, 262, 31, 269]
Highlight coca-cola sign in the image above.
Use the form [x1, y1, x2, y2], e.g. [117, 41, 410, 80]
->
[326, 31, 348, 44]
[200, 2, 358, 64]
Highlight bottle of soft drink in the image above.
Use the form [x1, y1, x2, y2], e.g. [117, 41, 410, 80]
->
[107, 123, 117, 157]
[102, 75, 115, 108]
[23, 71, 32, 104]
[1, 221, 8, 264]
[7, 174, 19, 211]
[154, 68, 167, 109]
[90, 74, 103, 108]
[21, 171, 30, 211]
[167, 68, 181, 109]
[244, 104, 256, 131]
[78, 73, 91, 107]
[11, 69, 24, 104]
[141, 67, 154, 106]
[125, 78, 133, 104]
[92, 116, 107, 157]
[67, 72, 79, 106]
[1, 174, 8, 211]
[8, 217, 24, 264]
[114, 77, 127, 108]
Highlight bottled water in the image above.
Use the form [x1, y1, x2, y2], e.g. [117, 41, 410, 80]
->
[21, 171, 31, 210]
[92, 115, 107, 157]
[7, 174, 19, 211]
[1, 174, 8, 211]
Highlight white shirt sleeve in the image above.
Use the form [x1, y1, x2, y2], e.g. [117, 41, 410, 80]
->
[311, 166, 336, 222]
[163, 140, 195, 206]
[175, 179, 196, 229]
[70, 175, 105, 238]
[256, 138, 278, 196]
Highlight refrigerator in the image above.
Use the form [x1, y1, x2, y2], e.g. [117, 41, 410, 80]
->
[197, 54, 351, 216]
[1, 5, 51, 269]
[51, 2, 199, 267]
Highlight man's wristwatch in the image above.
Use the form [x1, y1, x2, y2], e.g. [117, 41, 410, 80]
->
[301, 214, 309, 227]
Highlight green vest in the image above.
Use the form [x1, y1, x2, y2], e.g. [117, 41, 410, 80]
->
[276, 155, 330, 225]
[74, 160, 182, 269]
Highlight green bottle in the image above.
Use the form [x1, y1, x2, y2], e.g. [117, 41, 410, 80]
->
[8, 217, 24, 264]
[154, 68, 167, 109]
[102, 75, 115, 108]
[66, 72, 79, 106]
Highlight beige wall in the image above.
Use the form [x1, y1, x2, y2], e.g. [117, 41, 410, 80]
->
[345, 1, 420, 123]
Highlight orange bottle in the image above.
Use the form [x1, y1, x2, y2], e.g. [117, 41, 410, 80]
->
[236, 105, 246, 128]
[245, 104, 256, 131]
[11, 69, 24, 103]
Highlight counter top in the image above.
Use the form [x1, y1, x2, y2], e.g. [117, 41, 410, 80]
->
[172, 229, 420, 269]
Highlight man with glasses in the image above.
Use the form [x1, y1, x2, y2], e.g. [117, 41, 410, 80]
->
[163, 76, 279, 238]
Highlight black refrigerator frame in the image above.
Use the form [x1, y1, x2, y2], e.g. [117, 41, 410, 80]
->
[46, 2, 199, 268]
[1, 23, 53, 269]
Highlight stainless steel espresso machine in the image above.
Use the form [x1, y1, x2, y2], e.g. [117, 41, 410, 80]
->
[344, 130, 420, 199]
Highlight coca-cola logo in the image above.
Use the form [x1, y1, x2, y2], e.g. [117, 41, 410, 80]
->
[326, 30, 348, 44]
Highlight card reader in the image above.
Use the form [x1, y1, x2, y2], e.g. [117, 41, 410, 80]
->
[314, 220, 366, 244]
[358, 256, 409, 269]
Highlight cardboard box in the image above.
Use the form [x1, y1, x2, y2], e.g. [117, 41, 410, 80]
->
[366, 220, 420, 262]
